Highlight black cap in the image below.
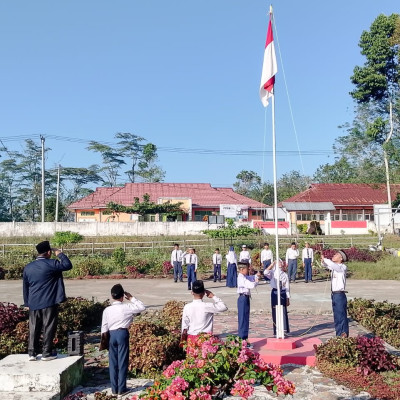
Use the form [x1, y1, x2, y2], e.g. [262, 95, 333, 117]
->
[36, 241, 51, 254]
[111, 284, 124, 299]
[192, 280, 205, 294]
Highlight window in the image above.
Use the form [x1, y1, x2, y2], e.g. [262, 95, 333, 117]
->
[81, 211, 95, 216]
[194, 211, 213, 221]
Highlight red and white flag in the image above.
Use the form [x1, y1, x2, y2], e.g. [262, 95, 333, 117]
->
[259, 14, 277, 107]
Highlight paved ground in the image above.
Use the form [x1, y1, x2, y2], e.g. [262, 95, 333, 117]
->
[2, 277, 400, 314]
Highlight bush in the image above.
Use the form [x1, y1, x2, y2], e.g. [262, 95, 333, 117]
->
[314, 336, 359, 367]
[348, 298, 400, 348]
[53, 231, 83, 247]
[112, 247, 126, 269]
[0, 302, 28, 334]
[160, 300, 186, 332]
[128, 321, 183, 375]
[322, 247, 382, 263]
[0, 267, 4, 280]
[56, 297, 108, 348]
[73, 257, 108, 277]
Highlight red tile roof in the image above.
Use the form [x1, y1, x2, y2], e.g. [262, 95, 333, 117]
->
[68, 183, 267, 210]
[283, 183, 400, 206]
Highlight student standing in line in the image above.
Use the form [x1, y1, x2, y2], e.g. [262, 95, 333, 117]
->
[286, 242, 299, 283]
[212, 248, 222, 282]
[225, 246, 238, 288]
[302, 242, 314, 283]
[182, 248, 198, 291]
[321, 251, 349, 337]
[181, 280, 228, 341]
[237, 262, 261, 346]
[171, 243, 183, 283]
[101, 284, 145, 399]
[260, 242, 273, 278]
[239, 245, 252, 265]
[264, 260, 290, 336]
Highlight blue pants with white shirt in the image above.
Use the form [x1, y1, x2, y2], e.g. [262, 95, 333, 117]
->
[187, 264, 196, 290]
[109, 328, 129, 395]
[304, 258, 312, 281]
[332, 292, 349, 337]
[237, 294, 250, 340]
[288, 259, 297, 281]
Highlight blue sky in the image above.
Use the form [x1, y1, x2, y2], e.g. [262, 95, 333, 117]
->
[0, 1, 398, 188]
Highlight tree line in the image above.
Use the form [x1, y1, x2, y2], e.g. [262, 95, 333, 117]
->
[0, 13, 399, 221]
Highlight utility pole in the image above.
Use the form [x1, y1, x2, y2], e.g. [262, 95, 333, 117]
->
[40, 135, 45, 223]
[383, 102, 394, 233]
[55, 164, 60, 222]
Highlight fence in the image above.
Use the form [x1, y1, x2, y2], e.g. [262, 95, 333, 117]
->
[0, 235, 380, 258]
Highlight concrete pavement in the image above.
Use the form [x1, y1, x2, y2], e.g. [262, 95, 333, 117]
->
[2, 277, 399, 314]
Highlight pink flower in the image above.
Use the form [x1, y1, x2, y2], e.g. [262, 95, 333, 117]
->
[230, 379, 255, 399]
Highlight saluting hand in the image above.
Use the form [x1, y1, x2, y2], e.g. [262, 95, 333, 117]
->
[205, 290, 214, 298]
[124, 291, 133, 300]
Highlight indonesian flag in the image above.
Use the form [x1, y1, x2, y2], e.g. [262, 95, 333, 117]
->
[259, 15, 277, 107]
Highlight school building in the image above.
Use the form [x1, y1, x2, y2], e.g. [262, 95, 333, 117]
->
[67, 182, 268, 223]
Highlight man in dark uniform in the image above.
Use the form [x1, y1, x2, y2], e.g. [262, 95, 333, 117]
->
[23, 240, 73, 361]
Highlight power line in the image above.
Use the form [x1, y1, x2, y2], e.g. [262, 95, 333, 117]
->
[0, 134, 334, 157]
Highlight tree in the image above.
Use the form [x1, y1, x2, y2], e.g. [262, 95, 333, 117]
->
[350, 13, 400, 196]
[136, 143, 165, 182]
[233, 170, 262, 196]
[277, 170, 312, 201]
[87, 141, 125, 187]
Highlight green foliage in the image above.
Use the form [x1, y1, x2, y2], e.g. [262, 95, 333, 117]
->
[56, 297, 108, 348]
[348, 298, 400, 348]
[112, 247, 126, 269]
[71, 257, 108, 277]
[203, 224, 261, 238]
[0, 302, 28, 334]
[107, 195, 183, 217]
[297, 224, 308, 234]
[53, 231, 83, 247]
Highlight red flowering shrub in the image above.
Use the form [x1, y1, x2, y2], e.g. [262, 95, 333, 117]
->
[0, 302, 28, 334]
[130, 334, 295, 400]
[162, 261, 173, 275]
[321, 247, 382, 262]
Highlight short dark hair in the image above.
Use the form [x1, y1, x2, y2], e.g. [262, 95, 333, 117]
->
[291, 242, 296, 246]
[174, 243, 179, 247]
[36, 240, 51, 254]
[215, 248, 220, 251]
[111, 284, 124, 299]
[192, 280, 205, 294]
[264, 242, 269, 246]
[238, 261, 249, 269]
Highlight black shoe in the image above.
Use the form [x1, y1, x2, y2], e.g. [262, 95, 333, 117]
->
[213, 280, 216, 282]
[174, 280, 177, 283]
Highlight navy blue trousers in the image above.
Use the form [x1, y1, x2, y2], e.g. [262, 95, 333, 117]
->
[226, 263, 237, 287]
[262, 260, 272, 280]
[288, 259, 297, 281]
[237, 294, 250, 340]
[213, 264, 221, 281]
[271, 289, 290, 335]
[109, 329, 129, 395]
[173, 261, 183, 282]
[304, 258, 312, 281]
[332, 292, 349, 337]
[187, 264, 196, 289]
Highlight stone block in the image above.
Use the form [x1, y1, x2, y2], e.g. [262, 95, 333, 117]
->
[0, 354, 84, 399]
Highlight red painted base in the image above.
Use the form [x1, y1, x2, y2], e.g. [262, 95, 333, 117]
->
[248, 337, 322, 366]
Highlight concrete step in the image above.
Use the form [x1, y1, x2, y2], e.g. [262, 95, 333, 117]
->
[248, 337, 321, 366]
[0, 354, 84, 399]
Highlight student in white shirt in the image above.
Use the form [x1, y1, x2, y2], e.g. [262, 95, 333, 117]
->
[239, 245, 252, 265]
[101, 284, 145, 398]
[302, 242, 314, 283]
[285, 242, 299, 283]
[321, 250, 349, 337]
[264, 260, 290, 336]
[260, 242, 273, 278]
[212, 248, 222, 282]
[182, 248, 198, 291]
[237, 262, 261, 345]
[171, 243, 183, 283]
[181, 280, 228, 340]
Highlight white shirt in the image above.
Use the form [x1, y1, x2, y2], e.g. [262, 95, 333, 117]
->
[213, 253, 222, 265]
[261, 249, 273, 263]
[226, 251, 237, 265]
[237, 272, 259, 295]
[323, 258, 347, 292]
[264, 266, 290, 299]
[171, 249, 183, 264]
[182, 252, 198, 269]
[101, 297, 145, 333]
[285, 248, 299, 263]
[302, 247, 314, 262]
[239, 250, 251, 264]
[181, 297, 228, 335]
